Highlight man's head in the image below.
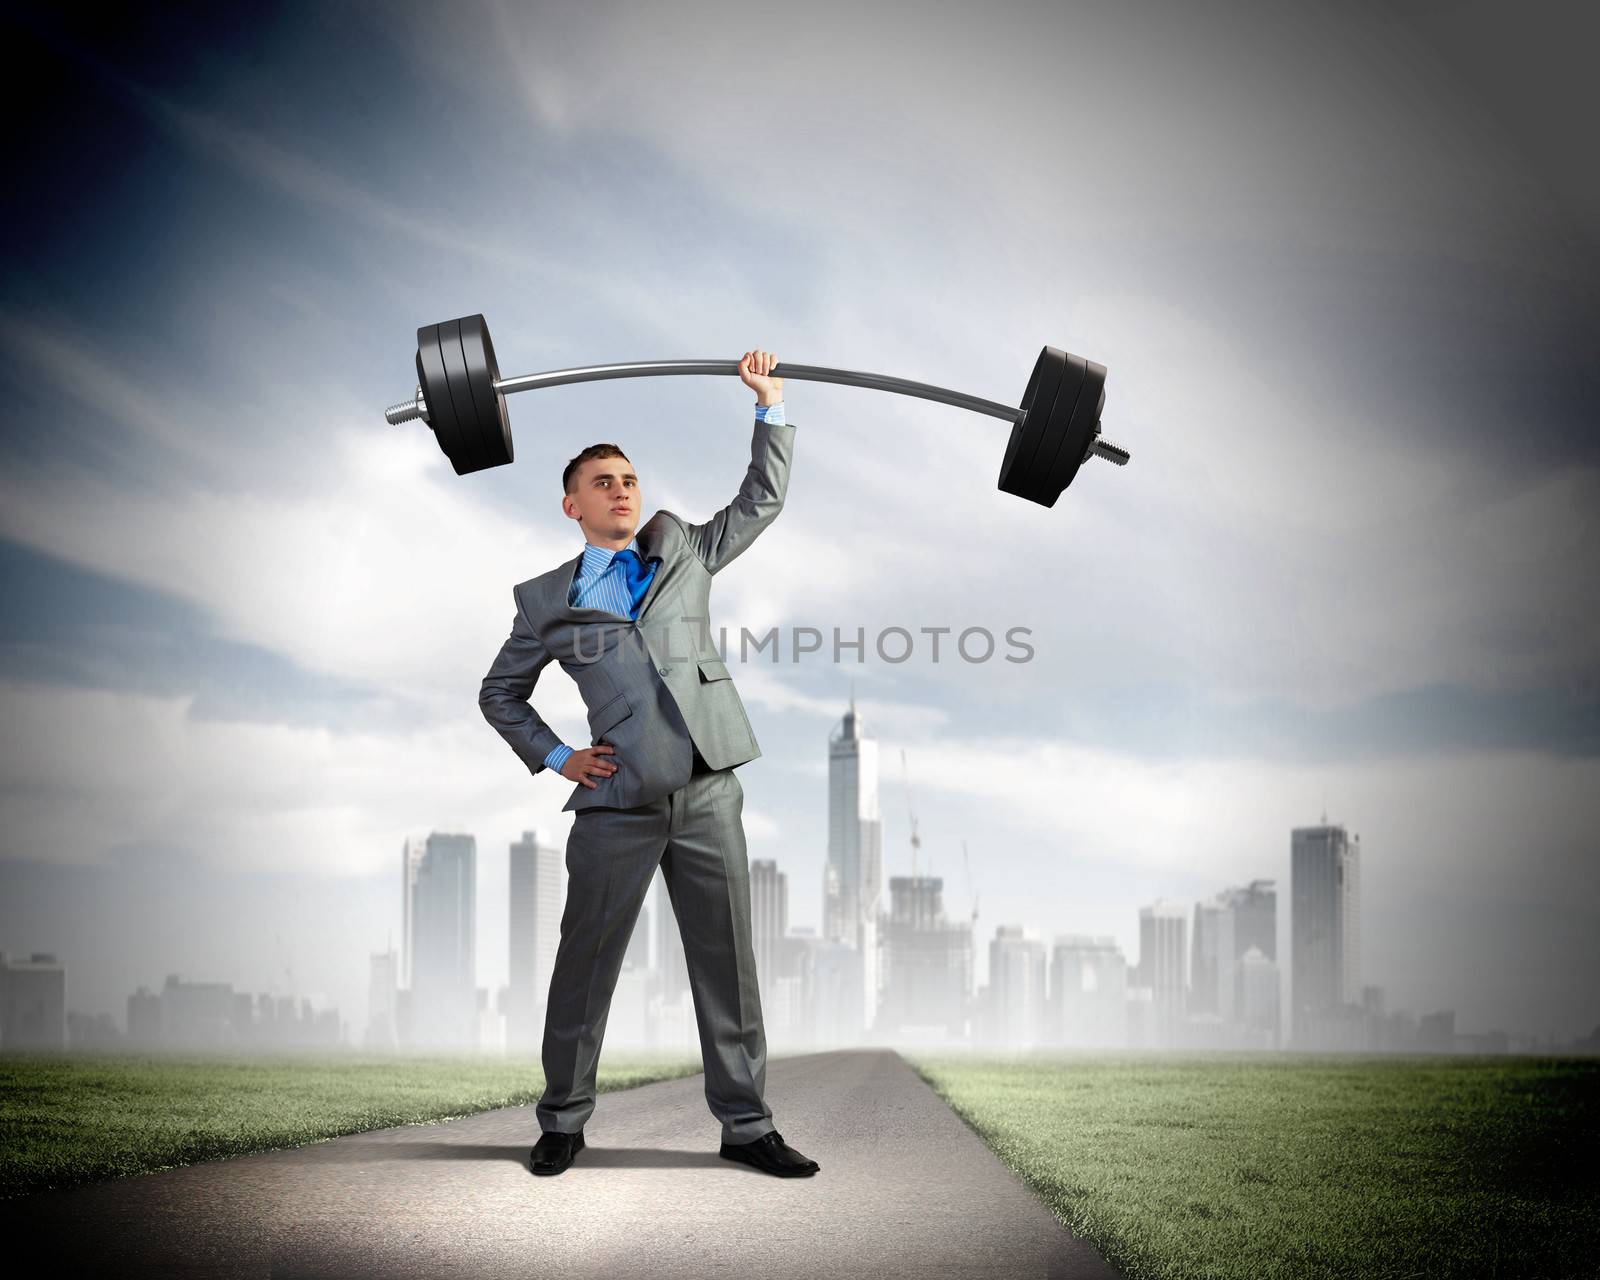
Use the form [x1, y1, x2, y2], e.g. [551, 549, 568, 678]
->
[561, 443, 640, 546]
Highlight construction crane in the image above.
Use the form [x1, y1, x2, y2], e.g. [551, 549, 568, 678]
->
[900, 748, 921, 884]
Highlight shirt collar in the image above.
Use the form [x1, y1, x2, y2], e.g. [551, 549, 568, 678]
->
[579, 536, 642, 577]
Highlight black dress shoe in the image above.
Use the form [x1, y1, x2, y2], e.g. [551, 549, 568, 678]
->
[718, 1130, 819, 1177]
[529, 1129, 584, 1175]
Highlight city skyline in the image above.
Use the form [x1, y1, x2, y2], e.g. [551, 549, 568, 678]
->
[7, 695, 1587, 1057]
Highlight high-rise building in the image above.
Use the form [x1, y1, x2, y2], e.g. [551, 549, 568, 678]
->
[1139, 902, 1190, 1011]
[878, 876, 973, 1044]
[1291, 822, 1361, 1045]
[826, 694, 883, 1032]
[127, 985, 161, 1047]
[821, 861, 843, 950]
[988, 925, 1048, 1048]
[366, 948, 400, 1050]
[0, 951, 66, 1051]
[1049, 936, 1128, 1047]
[1219, 879, 1276, 1014]
[121, 977, 336, 1049]
[508, 829, 563, 1051]
[1190, 897, 1237, 1022]
[158, 974, 238, 1048]
[764, 921, 813, 1049]
[410, 832, 476, 1048]
[400, 834, 428, 989]
[1222, 879, 1276, 961]
[1138, 900, 1189, 1042]
[803, 936, 865, 1049]
[750, 858, 788, 991]
[1238, 945, 1280, 1039]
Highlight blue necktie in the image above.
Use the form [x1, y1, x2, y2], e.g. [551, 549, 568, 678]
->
[612, 548, 653, 618]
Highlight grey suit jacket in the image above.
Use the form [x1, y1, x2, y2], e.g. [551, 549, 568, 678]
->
[479, 418, 796, 813]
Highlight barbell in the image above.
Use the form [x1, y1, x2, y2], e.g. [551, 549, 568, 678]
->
[381, 314, 1130, 507]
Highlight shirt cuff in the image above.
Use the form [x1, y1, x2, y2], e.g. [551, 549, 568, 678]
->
[543, 743, 574, 775]
[754, 400, 786, 426]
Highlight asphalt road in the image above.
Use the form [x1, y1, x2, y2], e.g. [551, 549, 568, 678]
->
[3, 1048, 1121, 1279]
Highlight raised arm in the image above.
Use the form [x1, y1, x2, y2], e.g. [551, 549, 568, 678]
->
[478, 590, 566, 775]
[682, 348, 795, 574]
[682, 415, 795, 574]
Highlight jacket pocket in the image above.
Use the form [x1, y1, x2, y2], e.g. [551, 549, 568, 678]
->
[588, 691, 633, 739]
[697, 657, 733, 682]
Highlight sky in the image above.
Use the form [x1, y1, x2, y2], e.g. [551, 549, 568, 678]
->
[0, 0, 1595, 1043]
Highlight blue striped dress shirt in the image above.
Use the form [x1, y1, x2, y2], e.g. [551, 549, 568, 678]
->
[543, 399, 786, 777]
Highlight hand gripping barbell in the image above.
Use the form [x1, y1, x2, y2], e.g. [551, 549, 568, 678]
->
[381, 314, 1130, 507]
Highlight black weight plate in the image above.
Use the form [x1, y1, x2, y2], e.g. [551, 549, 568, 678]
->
[997, 347, 1045, 497]
[998, 346, 1067, 500]
[997, 346, 1058, 498]
[1035, 358, 1107, 507]
[459, 313, 513, 469]
[1013, 349, 1086, 505]
[415, 345, 463, 470]
[437, 318, 490, 475]
[451, 314, 500, 472]
[416, 324, 470, 473]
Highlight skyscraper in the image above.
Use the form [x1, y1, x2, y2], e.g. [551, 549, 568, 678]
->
[1239, 946, 1281, 1041]
[0, 951, 66, 1051]
[127, 985, 160, 1047]
[878, 876, 973, 1043]
[366, 948, 399, 1050]
[1222, 879, 1276, 962]
[1138, 900, 1189, 1042]
[826, 693, 883, 1033]
[410, 832, 476, 1049]
[400, 834, 427, 989]
[750, 858, 788, 990]
[1049, 935, 1128, 1047]
[1190, 896, 1237, 1021]
[821, 860, 843, 946]
[1219, 878, 1276, 1016]
[1291, 822, 1361, 1045]
[988, 925, 1048, 1048]
[157, 974, 237, 1048]
[508, 829, 562, 1052]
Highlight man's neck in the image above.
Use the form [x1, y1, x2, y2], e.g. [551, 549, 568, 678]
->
[583, 530, 635, 553]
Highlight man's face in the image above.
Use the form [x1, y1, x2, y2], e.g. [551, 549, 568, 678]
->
[563, 454, 641, 543]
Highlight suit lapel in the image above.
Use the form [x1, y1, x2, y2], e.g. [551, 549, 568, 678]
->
[550, 518, 671, 623]
[631, 520, 670, 619]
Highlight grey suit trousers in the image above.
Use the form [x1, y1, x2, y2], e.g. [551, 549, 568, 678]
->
[536, 751, 776, 1144]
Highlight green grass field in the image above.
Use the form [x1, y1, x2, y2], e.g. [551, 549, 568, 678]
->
[905, 1051, 1600, 1280]
[5, 1049, 1597, 1278]
[0, 1051, 702, 1199]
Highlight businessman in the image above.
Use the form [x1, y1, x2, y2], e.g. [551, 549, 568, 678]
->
[479, 349, 819, 1179]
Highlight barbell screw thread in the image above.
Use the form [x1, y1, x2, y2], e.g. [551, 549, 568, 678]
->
[385, 387, 429, 426]
[1091, 437, 1130, 466]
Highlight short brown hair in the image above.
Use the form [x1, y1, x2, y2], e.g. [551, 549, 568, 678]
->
[562, 443, 631, 495]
